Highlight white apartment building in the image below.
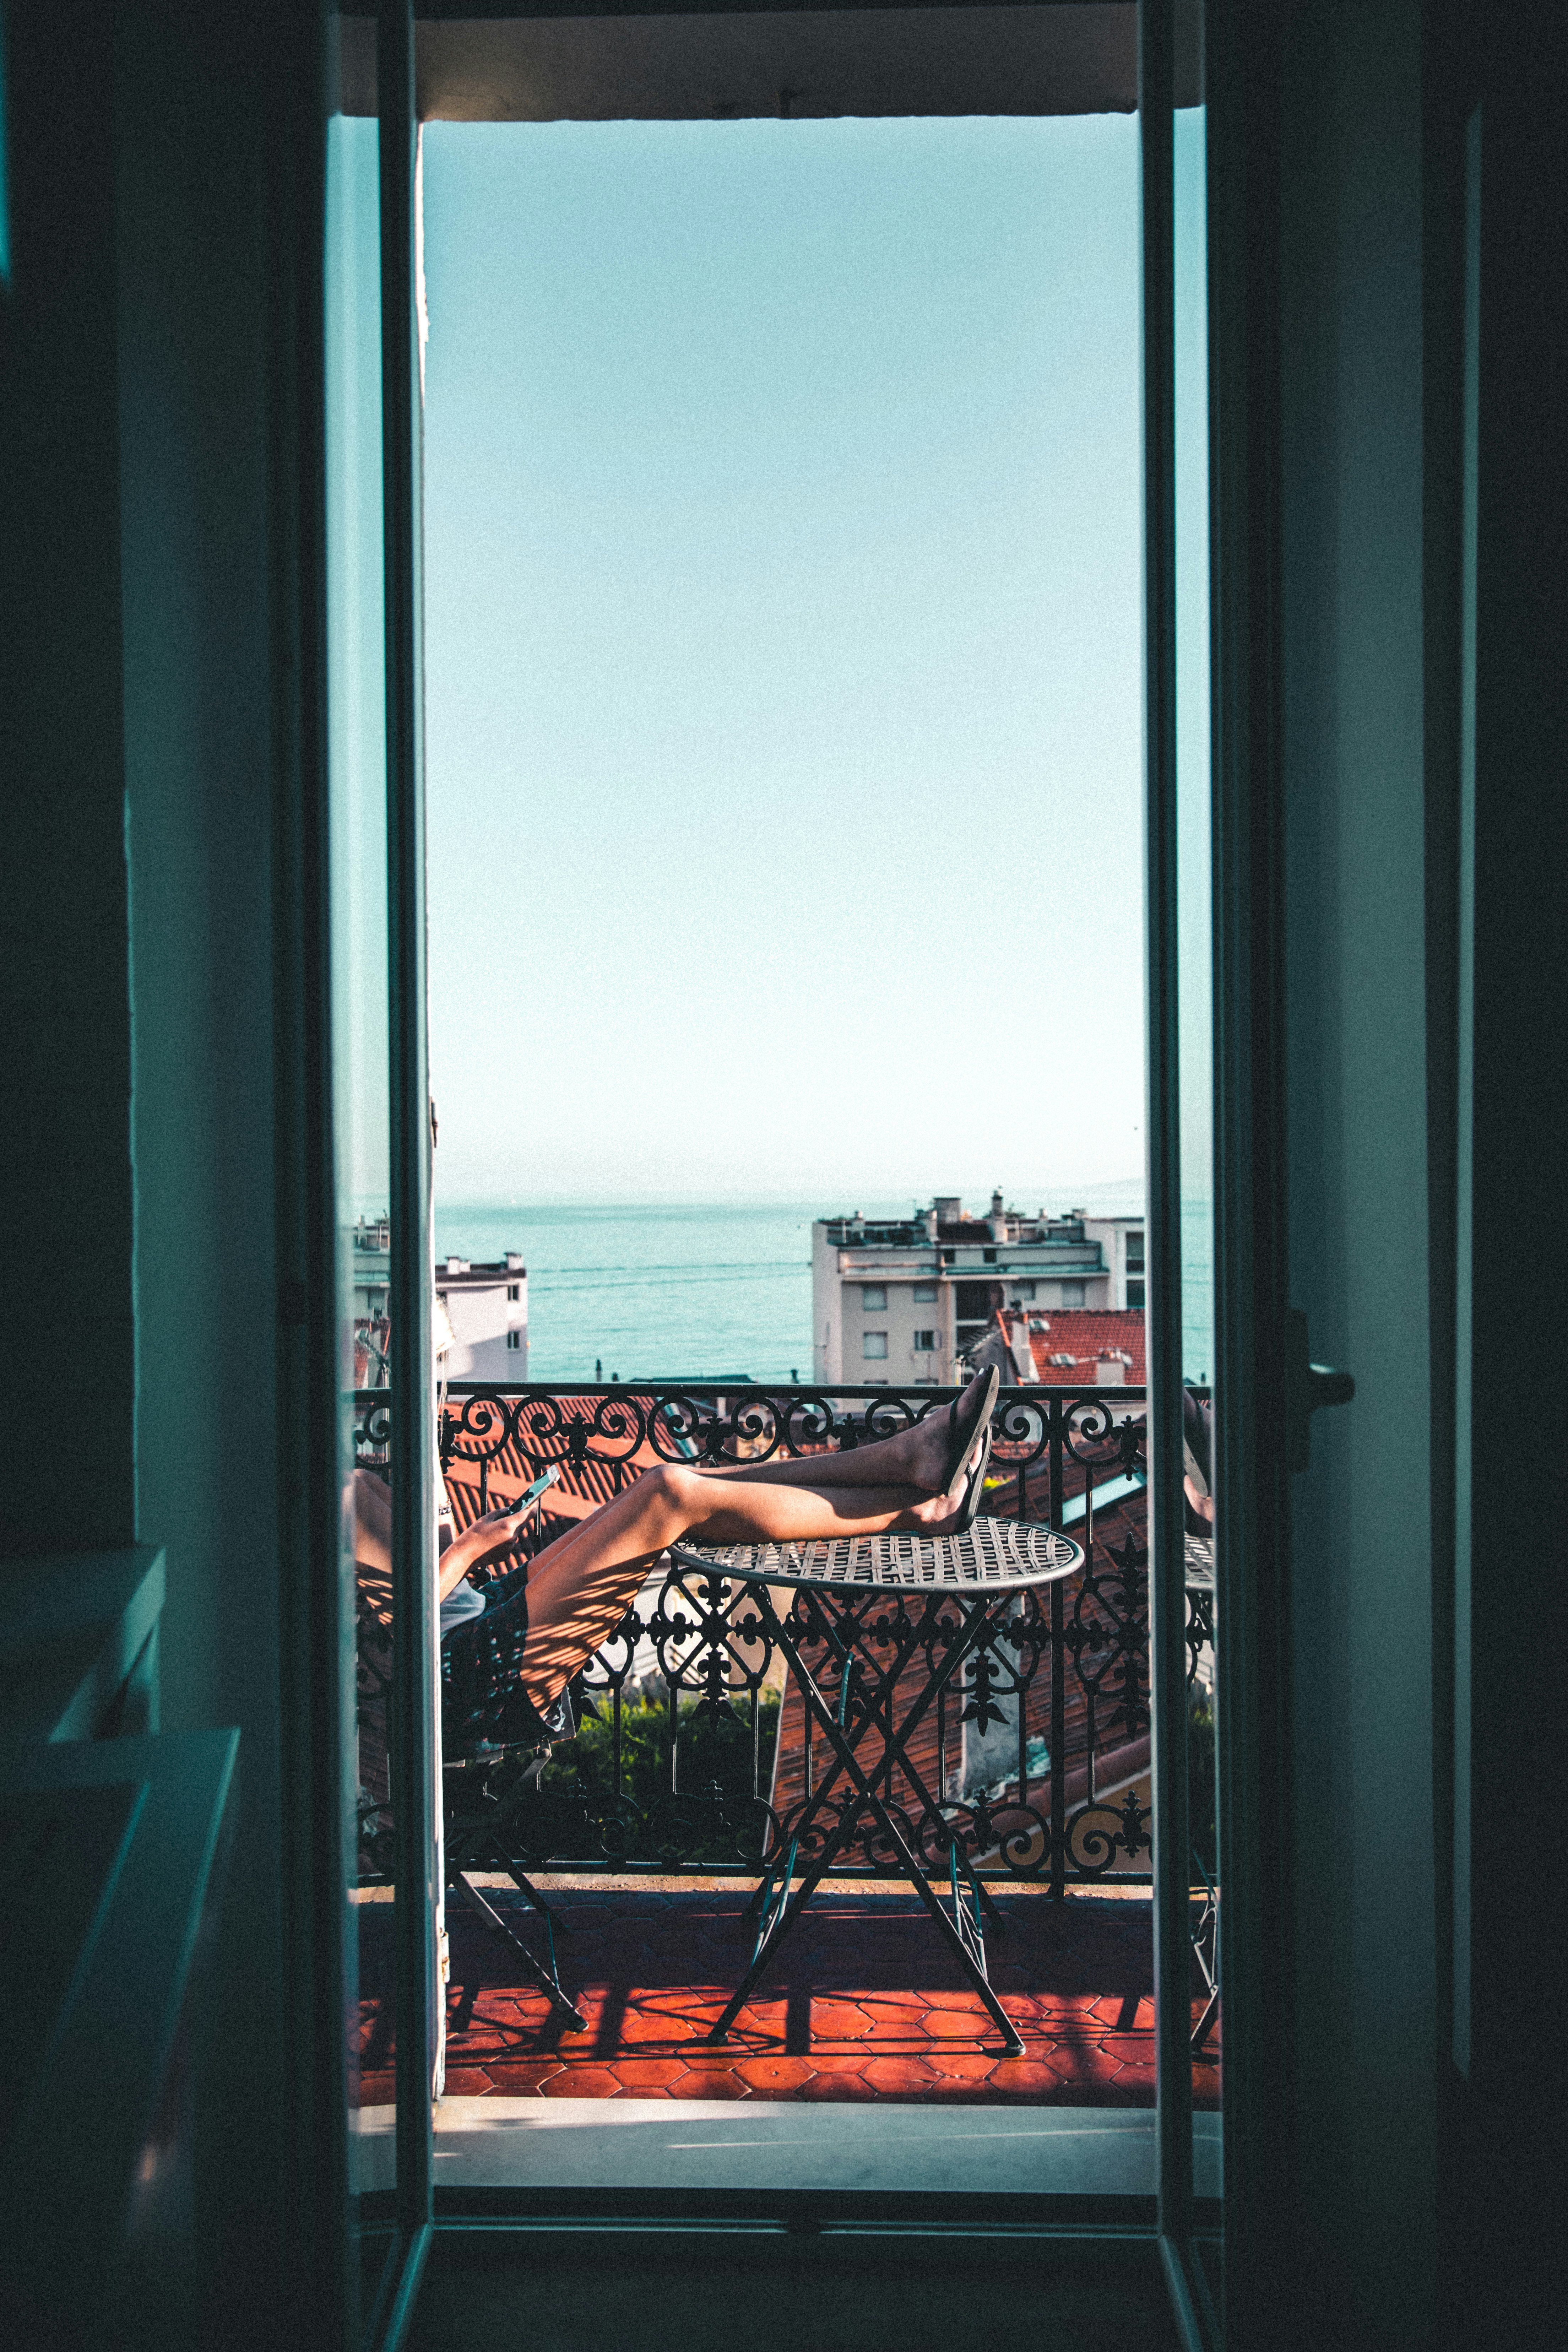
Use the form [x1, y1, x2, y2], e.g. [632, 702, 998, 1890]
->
[811, 1192, 1145, 1385]
[435, 1251, 528, 1380]
[350, 1217, 528, 1382]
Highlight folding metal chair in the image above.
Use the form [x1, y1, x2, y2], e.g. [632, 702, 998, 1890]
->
[440, 1465, 586, 2032]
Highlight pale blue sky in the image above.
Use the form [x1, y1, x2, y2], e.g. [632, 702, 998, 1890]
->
[418, 113, 1160, 1208]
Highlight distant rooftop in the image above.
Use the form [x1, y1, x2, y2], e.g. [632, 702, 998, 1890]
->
[818, 1191, 1140, 1251]
[436, 1253, 526, 1281]
[1009, 1306, 1146, 1386]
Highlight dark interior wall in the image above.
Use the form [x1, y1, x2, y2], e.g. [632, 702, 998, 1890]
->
[1275, 0, 1436, 2338]
[114, 5, 293, 2334]
[4, 2, 336, 2342]
[0, 2, 136, 1554]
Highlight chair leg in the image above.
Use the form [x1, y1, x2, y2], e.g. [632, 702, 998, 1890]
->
[448, 1868, 587, 2033]
[493, 1860, 571, 1930]
[1190, 1985, 1220, 2054]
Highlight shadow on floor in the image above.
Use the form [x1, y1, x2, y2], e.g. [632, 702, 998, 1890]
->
[356, 1885, 1220, 2109]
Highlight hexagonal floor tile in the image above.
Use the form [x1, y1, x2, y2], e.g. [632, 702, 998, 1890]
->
[538, 2064, 626, 2097]
[481, 2059, 566, 2094]
[858, 2055, 939, 2096]
[918, 2003, 998, 2041]
[732, 2053, 817, 2093]
[666, 2067, 752, 2099]
[602, 2058, 690, 2092]
[807, 1999, 875, 2040]
[917, 2048, 1001, 2084]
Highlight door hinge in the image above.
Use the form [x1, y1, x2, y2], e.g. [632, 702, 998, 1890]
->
[1286, 1307, 1355, 1471]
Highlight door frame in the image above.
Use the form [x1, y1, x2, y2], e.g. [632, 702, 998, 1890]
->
[354, 5, 1254, 2345]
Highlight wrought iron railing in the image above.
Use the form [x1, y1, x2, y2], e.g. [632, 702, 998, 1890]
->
[353, 1381, 1212, 1891]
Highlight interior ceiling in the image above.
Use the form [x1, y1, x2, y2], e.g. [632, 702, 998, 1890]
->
[335, 6, 1165, 124]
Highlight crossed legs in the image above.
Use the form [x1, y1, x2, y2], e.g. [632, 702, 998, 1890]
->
[350, 1375, 993, 1716]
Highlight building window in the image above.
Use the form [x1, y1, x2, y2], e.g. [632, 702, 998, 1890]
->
[861, 1284, 886, 1311]
[1127, 1279, 1145, 1308]
[507, 1282, 521, 1301]
[913, 1329, 936, 1353]
[913, 1283, 938, 1303]
[862, 1332, 888, 1360]
[982, 1248, 996, 1264]
[1058, 1280, 1085, 1307]
[506, 1329, 521, 1351]
[1126, 1230, 1145, 1272]
[1011, 1282, 1036, 1302]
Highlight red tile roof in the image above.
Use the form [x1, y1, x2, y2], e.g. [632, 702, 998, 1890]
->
[1002, 1307, 1146, 1387]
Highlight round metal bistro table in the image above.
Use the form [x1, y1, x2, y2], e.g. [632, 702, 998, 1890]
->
[667, 1517, 1084, 2057]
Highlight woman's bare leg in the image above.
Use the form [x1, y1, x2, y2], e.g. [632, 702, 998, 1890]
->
[694, 1369, 985, 1496]
[518, 1462, 967, 1713]
[350, 1466, 392, 1578]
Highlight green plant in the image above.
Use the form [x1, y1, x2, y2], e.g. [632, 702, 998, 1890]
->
[539, 1687, 782, 1863]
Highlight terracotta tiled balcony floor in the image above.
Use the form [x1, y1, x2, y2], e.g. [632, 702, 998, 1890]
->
[356, 1882, 1220, 2109]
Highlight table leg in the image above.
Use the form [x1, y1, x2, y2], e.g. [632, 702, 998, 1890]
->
[706, 1597, 1025, 2055]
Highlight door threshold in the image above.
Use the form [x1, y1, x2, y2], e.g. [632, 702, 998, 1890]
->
[352, 2096, 1220, 2202]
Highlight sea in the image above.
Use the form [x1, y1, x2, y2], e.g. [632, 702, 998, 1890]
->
[433, 1187, 1216, 1386]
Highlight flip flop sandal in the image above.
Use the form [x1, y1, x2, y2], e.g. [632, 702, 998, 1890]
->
[941, 1364, 1000, 1501]
[947, 1420, 996, 1537]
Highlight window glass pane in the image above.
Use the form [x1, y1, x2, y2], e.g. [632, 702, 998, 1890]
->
[1174, 72, 1222, 2248]
[862, 1332, 888, 1360]
[325, 24, 395, 2313]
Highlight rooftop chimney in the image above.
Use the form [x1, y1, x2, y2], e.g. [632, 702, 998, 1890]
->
[991, 1189, 1004, 1218]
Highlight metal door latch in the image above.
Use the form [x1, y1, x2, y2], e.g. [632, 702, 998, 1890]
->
[1286, 1307, 1355, 1471]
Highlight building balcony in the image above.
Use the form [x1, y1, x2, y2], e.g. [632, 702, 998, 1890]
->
[351, 1380, 1218, 2191]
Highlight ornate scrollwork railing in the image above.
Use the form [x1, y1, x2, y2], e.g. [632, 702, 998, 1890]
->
[354, 1380, 1212, 1889]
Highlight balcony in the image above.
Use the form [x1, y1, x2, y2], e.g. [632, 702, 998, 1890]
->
[351, 1380, 1218, 2194]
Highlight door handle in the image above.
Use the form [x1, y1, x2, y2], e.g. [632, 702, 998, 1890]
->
[1286, 1308, 1355, 1471]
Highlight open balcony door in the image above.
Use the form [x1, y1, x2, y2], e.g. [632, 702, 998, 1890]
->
[352, 2, 1228, 2346]
[325, 7, 445, 2342]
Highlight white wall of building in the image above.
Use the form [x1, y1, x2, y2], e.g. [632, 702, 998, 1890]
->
[812, 1223, 953, 1386]
[435, 1253, 528, 1380]
[1083, 1217, 1146, 1311]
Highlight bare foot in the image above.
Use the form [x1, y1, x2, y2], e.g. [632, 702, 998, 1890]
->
[903, 1370, 990, 1494]
[906, 1484, 976, 1533]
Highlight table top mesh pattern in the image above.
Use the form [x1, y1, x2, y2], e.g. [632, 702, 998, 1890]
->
[668, 1517, 1083, 1594]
